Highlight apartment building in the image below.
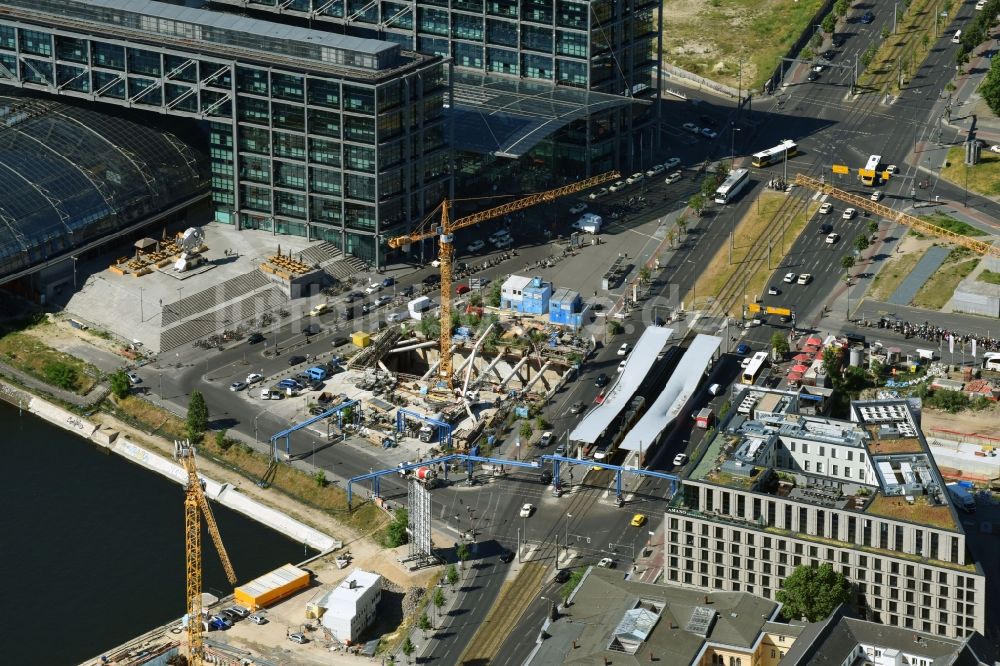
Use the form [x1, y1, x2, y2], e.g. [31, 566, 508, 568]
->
[0, 0, 449, 267]
[665, 391, 986, 639]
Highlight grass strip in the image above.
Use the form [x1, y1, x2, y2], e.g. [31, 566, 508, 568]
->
[940, 147, 1000, 196]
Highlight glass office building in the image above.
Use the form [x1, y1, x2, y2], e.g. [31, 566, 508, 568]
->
[0, 0, 449, 267]
[212, 0, 662, 177]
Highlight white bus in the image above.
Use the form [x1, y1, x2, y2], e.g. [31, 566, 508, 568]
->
[860, 154, 882, 186]
[983, 352, 1000, 371]
[751, 139, 798, 168]
[714, 168, 751, 204]
[741, 351, 769, 385]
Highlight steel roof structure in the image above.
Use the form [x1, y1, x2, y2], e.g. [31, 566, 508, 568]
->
[0, 95, 207, 281]
[620, 334, 722, 452]
[568, 326, 674, 445]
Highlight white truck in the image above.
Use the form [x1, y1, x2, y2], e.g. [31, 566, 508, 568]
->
[572, 212, 603, 234]
[408, 296, 432, 321]
[947, 483, 976, 513]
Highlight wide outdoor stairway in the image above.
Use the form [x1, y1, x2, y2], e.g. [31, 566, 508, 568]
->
[162, 270, 269, 326]
[297, 241, 368, 281]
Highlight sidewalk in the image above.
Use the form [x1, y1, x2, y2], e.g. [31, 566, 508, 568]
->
[629, 522, 664, 585]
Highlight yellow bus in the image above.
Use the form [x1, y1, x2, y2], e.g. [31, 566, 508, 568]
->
[859, 154, 881, 186]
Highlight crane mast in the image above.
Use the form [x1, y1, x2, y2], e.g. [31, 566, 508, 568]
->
[176, 440, 237, 665]
[388, 171, 619, 387]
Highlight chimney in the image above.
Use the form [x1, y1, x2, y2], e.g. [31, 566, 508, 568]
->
[349, 579, 357, 589]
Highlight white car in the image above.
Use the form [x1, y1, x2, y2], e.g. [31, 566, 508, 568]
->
[797, 273, 812, 285]
[539, 431, 553, 447]
[569, 202, 588, 214]
[597, 557, 616, 568]
[618, 359, 627, 372]
[466, 239, 485, 253]
[701, 127, 718, 139]
[682, 122, 701, 134]
[625, 172, 645, 185]
[609, 180, 628, 193]
[819, 202, 833, 214]
[783, 272, 797, 283]
[662, 157, 681, 170]
[811, 64, 824, 73]
[492, 236, 513, 249]
[990, 145, 1000, 153]
[664, 171, 683, 185]
[870, 190, 883, 201]
[645, 164, 666, 177]
[842, 208, 857, 220]
[768, 286, 780, 295]
[741, 357, 753, 369]
[126, 371, 141, 385]
[617, 342, 630, 356]
[364, 283, 382, 294]
[588, 187, 609, 200]
[826, 233, 840, 244]
[519, 503, 534, 518]
[246, 372, 264, 384]
[885, 164, 898, 174]
[229, 381, 247, 392]
[387, 312, 403, 323]
[673, 453, 689, 466]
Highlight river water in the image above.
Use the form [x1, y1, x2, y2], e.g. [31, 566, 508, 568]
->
[0, 401, 310, 665]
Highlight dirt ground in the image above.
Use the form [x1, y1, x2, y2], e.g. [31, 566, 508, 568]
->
[921, 404, 1000, 448]
[22, 314, 134, 371]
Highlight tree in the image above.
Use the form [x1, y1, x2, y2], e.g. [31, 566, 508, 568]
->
[688, 193, 705, 217]
[488, 280, 503, 307]
[860, 44, 876, 70]
[776, 563, 851, 622]
[810, 32, 823, 49]
[822, 13, 837, 34]
[215, 429, 233, 451]
[186, 390, 209, 442]
[44, 361, 78, 391]
[834, 0, 849, 16]
[109, 369, 131, 399]
[446, 564, 459, 587]
[822, 346, 844, 375]
[313, 470, 328, 487]
[456, 541, 471, 566]
[770, 332, 789, 356]
[854, 235, 870, 253]
[402, 636, 415, 664]
[841, 255, 856, 273]
[880, 25, 890, 39]
[432, 586, 446, 621]
[867, 220, 879, 234]
[981, 49, 1000, 115]
[519, 420, 533, 441]
[870, 359, 885, 380]
[418, 612, 432, 636]
[383, 508, 409, 547]
[677, 215, 688, 236]
[638, 265, 651, 283]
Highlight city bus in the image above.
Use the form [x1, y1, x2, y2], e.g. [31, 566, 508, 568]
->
[714, 168, 751, 204]
[859, 154, 882, 186]
[741, 351, 769, 385]
[751, 139, 798, 168]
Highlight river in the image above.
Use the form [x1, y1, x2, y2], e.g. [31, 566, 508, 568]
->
[0, 401, 310, 665]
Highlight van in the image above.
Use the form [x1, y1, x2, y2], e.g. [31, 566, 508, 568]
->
[306, 366, 328, 381]
[952, 30, 961, 43]
[309, 302, 329, 316]
[708, 383, 721, 397]
[408, 296, 432, 320]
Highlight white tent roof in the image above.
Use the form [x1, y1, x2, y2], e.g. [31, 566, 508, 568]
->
[620, 334, 721, 452]
[569, 327, 674, 444]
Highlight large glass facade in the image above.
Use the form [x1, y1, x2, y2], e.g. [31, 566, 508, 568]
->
[0, 4, 449, 268]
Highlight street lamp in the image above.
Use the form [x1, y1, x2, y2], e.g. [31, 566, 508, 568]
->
[564, 513, 573, 556]
[730, 124, 742, 160]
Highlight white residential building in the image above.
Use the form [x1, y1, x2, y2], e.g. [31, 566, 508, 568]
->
[320, 570, 382, 644]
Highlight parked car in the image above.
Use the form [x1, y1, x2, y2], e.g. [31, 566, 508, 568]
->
[466, 239, 485, 253]
[555, 443, 567, 456]
[682, 122, 700, 134]
[374, 294, 392, 307]
[664, 171, 683, 185]
[821, 50, 836, 61]
[456, 284, 471, 295]
[387, 312, 403, 323]
[735, 342, 751, 355]
[246, 372, 264, 384]
[422, 274, 441, 286]
[554, 569, 571, 583]
[539, 431, 553, 447]
[229, 381, 247, 392]
[617, 342, 630, 356]
[673, 453, 689, 466]
[807, 70, 819, 82]
[343, 291, 363, 303]
[247, 332, 265, 344]
[819, 202, 833, 214]
[990, 145, 1000, 154]
[570, 401, 586, 415]
[811, 64, 824, 73]
[860, 11, 875, 23]
[288, 632, 308, 644]
[248, 613, 268, 625]
[832, 34, 845, 47]
[288, 355, 306, 366]
[701, 127, 718, 139]
[126, 371, 141, 385]
[499, 550, 515, 563]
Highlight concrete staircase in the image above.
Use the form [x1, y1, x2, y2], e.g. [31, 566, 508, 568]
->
[162, 270, 269, 326]
[159, 282, 287, 351]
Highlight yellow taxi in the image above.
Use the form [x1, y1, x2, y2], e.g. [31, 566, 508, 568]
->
[630, 513, 647, 527]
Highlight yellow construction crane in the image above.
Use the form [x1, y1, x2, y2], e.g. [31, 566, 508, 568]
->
[175, 440, 238, 665]
[795, 173, 1000, 257]
[387, 171, 619, 387]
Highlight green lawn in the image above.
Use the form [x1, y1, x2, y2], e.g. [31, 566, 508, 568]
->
[0, 326, 99, 394]
[979, 269, 1000, 285]
[919, 213, 986, 236]
[940, 147, 1000, 196]
[869, 247, 928, 301]
[912, 257, 979, 309]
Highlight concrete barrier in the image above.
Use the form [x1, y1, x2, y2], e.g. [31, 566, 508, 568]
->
[28, 397, 98, 438]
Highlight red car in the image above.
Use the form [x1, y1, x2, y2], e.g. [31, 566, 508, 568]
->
[456, 284, 471, 295]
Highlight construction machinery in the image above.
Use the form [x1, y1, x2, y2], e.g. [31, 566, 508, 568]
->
[794, 174, 1000, 257]
[175, 440, 238, 665]
[387, 172, 619, 387]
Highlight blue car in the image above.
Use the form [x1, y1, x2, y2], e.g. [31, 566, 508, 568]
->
[277, 379, 302, 389]
[382, 276, 395, 287]
[859, 11, 874, 23]
[735, 342, 751, 355]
